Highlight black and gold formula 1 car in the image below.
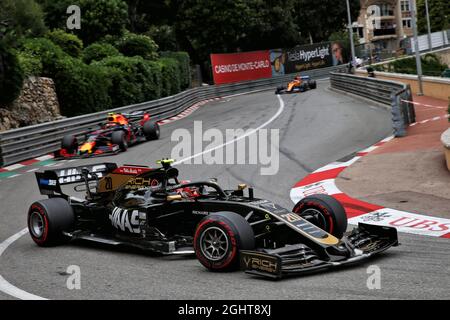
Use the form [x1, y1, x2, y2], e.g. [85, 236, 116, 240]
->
[28, 159, 398, 279]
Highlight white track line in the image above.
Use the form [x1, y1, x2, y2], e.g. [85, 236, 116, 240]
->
[0, 228, 47, 300]
[174, 95, 285, 165]
[0, 94, 287, 300]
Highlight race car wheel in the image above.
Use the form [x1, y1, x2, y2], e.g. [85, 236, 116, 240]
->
[61, 135, 78, 154]
[111, 130, 128, 151]
[194, 212, 254, 272]
[275, 86, 284, 94]
[28, 198, 75, 247]
[308, 80, 317, 89]
[292, 194, 347, 239]
[143, 121, 160, 140]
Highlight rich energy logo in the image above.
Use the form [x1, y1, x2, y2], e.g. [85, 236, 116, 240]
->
[243, 256, 278, 274]
[109, 208, 141, 234]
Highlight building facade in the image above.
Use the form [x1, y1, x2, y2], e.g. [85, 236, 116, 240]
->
[354, 0, 415, 54]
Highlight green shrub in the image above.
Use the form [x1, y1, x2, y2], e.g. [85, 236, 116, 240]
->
[46, 29, 83, 58]
[18, 38, 66, 77]
[83, 43, 121, 64]
[161, 51, 191, 89]
[53, 57, 112, 116]
[94, 56, 161, 107]
[158, 57, 181, 97]
[116, 33, 159, 61]
[381, 54, 447, 76]
[16, 50, 43, 76]
[0, 42, 25, 105]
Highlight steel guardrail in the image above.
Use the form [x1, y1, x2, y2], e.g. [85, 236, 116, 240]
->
[329, 72, 415, 137]
[0, 66, 344, 166]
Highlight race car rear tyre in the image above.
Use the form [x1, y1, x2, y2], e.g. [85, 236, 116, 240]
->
[61, 135, 78, 154]
[28, 198, 75, 247]
[292, 194, 347, 239]
[308, 80, 317, 89]
[275, 86, 284, 94]
[111, 130, 128, 151]
[143, 121, 160, 140]
[194, 212, 255, 272]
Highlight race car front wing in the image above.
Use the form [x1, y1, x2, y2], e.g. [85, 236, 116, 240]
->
[240, 223, 399, 279]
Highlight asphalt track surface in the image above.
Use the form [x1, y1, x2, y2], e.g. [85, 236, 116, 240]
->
[0, 81, 449, 300]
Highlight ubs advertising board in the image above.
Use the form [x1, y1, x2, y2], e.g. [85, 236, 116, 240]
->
[210, 51, 272, 84]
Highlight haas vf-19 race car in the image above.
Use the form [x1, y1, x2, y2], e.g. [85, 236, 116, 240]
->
[57, 111, 160, 158]
[28, 160, 398, 279]
[275, 75, 317, 94]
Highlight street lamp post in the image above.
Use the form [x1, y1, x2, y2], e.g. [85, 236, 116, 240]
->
[346, 0, 356, 67]
[424, 0, 432, 51]
[410, 0, 424, 95]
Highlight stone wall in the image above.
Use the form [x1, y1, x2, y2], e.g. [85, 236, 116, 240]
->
[0, 77, 61, 132]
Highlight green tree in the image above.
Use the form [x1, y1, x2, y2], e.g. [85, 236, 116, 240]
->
[37, 0, 74, 30]
[0, 42, 25, 105]
[147, 25, 178, 52]
[293, 0, 360, 43]
[0, 0, 47, 40]
[78, 0, 129, 44]
[417, 0, 450, 33]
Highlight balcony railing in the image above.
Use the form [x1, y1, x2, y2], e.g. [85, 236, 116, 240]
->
[373, 28, 396, 36]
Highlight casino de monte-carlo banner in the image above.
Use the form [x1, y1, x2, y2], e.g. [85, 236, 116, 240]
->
[210, 50, 272, 84]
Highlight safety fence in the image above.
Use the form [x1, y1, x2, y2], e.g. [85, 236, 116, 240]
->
[330, 72, 415, 137]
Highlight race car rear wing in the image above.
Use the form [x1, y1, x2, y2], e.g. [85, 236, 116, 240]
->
[35, 163, 117, 196]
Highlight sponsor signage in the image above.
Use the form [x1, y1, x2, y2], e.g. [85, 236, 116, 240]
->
[210, 41, 347, 84]
[210, 51, 271, 84]
[348, 208, 450, 237]
[284, 42, 334, 73]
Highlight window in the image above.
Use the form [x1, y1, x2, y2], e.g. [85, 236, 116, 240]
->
[401, 0, 410, 12]
[380, 4, 393, 16]
[402, 18, 412, 28]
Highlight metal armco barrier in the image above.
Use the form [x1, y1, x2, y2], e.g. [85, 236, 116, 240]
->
[0, 66, 344, 167]
[330, 72, 415, 137]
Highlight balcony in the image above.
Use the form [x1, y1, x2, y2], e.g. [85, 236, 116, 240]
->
[373, 28, 396, 36]
[372, 28, 397, 40]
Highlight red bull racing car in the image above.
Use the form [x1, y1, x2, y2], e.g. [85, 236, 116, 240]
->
[56, 111, 160, 158]
[28, 159, 398, 279]
[275, 75, 317, 94]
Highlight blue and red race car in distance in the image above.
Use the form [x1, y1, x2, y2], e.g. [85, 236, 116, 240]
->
[56, 111, 160, 159]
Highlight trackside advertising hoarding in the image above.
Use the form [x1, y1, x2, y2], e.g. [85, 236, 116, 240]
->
[211, 42, 347, 84]
[210, 51, 272, 84]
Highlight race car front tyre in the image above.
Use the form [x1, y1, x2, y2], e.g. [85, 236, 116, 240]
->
[275, 86, 284, 94]
[61, 135, 78, 154]
[143, 121, 160, 140]
[194, 212, 255, 271]
[292, 194, 347, 239]
[111, 130, 128, 151]
[308, 80, 317, 89]
[28, 198, 75, 247]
